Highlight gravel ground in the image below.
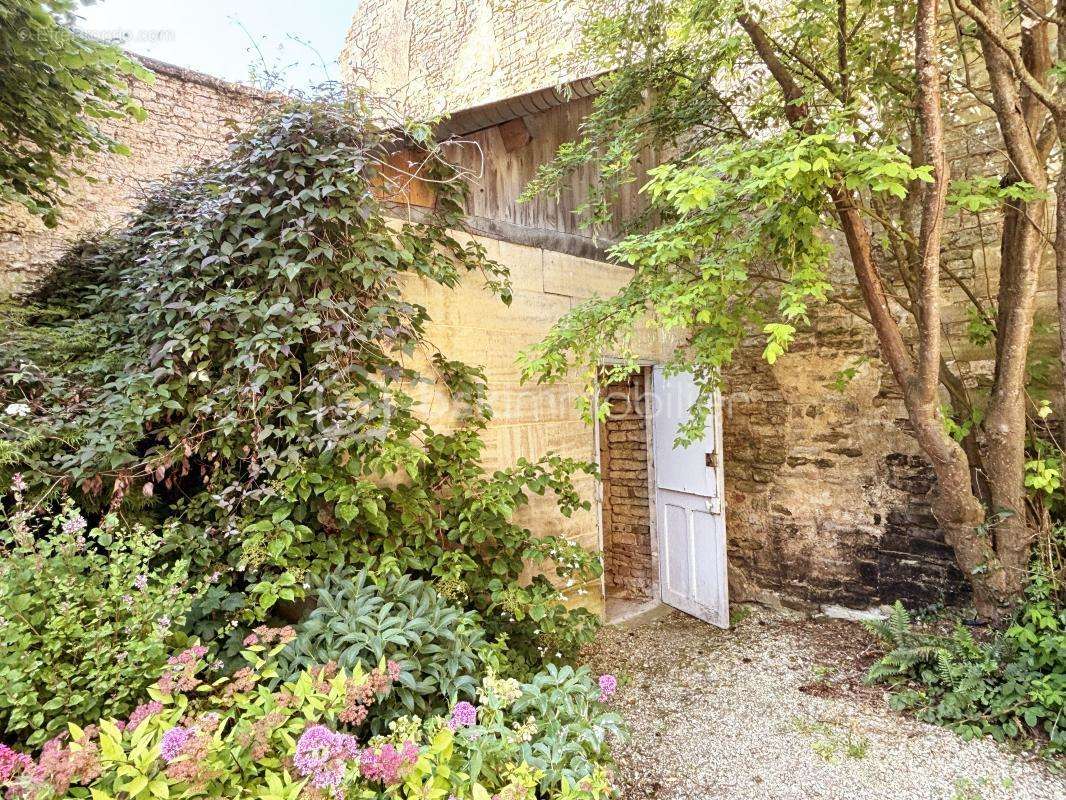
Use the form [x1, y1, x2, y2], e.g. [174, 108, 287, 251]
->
[583, 607, 1063, 800]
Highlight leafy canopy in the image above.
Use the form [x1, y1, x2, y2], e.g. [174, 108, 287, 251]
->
[518, 1, 934, 439]
[0, 0, 152, 226]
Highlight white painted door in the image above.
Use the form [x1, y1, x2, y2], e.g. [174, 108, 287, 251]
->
[652, 368, 728, 627]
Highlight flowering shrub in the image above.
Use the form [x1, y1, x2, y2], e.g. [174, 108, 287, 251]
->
[0, 638, 622, 800]
[0, 497, 193, 746]
[457, 664, 624, 792]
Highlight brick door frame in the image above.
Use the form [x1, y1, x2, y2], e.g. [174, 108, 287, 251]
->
[594, 362, 662, 610]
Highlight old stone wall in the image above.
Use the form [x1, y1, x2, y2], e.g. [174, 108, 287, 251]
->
[721, 306, 970, 609]
[340, 0, 587, 115]
[0, 58, 264, 296]
[598, 371, 654, 601]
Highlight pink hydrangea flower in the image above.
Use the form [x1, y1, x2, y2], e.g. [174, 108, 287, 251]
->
[448, 701, 477, 731]
[598, 674, 617, 702]
[358, 741, 418, 785]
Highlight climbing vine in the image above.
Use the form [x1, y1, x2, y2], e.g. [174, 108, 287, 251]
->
[0, 94, 601, 671]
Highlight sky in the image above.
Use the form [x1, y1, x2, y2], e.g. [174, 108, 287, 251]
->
[74, 1, 357, 91]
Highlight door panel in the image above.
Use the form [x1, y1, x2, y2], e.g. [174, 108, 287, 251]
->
[653, 368, 728, 628]
[652, 369, 717, 496]
[662, 500, 692, 601]
[692, 507, 727, 613]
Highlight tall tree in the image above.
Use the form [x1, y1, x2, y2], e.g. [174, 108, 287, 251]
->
[0, 0, 150, 227]
[521, 0, 1066, 619]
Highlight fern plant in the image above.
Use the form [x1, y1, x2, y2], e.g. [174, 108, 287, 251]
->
[865, 590, 1064, 757]
[279, 570, 486, 726]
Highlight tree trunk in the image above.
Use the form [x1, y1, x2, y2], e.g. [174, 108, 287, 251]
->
[740, 3, 1040, 619]
[911, 0, 1008, 620]
[969, 5, 1049, 608]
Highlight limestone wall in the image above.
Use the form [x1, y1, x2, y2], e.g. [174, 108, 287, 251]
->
[402, 237, 675, 617]
[0, 58, 264, 296]
[721, 305, 970, 609]
[340, 0, 587, 115]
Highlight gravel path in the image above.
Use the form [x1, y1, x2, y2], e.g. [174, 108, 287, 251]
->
[584, 607, 1063, 800]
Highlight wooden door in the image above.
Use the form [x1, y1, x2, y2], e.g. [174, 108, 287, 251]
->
[652, 368, 729, 627]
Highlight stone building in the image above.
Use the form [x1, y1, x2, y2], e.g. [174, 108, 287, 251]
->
[340, 0, 1044, 621]
[2, 2, 1029, 626]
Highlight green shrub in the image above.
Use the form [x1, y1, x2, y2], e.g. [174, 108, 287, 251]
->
[866, 573, 1065, 757]
[464, 664, 624, 792]
[0, 497, 193, 746]
[279, 570, 485, 725]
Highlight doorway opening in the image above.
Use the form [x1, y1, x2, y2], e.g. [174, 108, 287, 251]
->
[598, 367, 660, 622]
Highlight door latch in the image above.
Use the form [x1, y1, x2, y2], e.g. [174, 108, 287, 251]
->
[705, 451, 716, 468]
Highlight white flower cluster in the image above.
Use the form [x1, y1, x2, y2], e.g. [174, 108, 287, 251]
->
[3, 403, 30, 418]
[478, 670, 522, 707]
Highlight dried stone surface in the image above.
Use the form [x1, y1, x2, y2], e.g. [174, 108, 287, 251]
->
[584, 609, 1062, 800]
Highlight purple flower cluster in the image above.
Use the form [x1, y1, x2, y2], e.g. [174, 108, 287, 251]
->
[358, 741, 418, 786]
[61, 514, 87, 537]
[447, 701, 477, 731]
[293, 724, 359, 793]
[598, 674, 617, 703]
[159, 727, 191, 763]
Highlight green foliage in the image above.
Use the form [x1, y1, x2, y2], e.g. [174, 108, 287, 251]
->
[509, 664, 623, 788]
[279, 570, 486, 725]
[0, 0, 152, 226]
[941, 405, 983, 444]
[517, 0, 940, 439]
[1, 96, 601, 694]
[448, 664, 623, 795]
[0, 498, 193, 746]
[866, 577, 1065, 757]
[828, 357, 869, 393]
[948, 178, 1046, 215]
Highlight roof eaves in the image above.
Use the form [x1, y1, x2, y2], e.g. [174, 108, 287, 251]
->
[434, 72, 605, 139]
